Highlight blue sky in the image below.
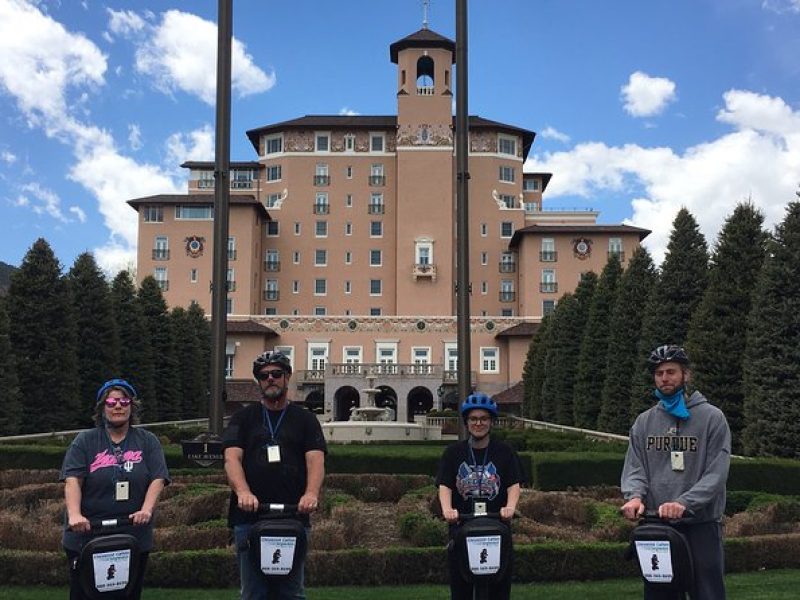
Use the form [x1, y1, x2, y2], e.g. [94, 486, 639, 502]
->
[1, 0, 799, 272]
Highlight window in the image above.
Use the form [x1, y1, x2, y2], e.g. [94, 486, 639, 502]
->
[543, 300, 556, 316]
[344, 280, 352, 294]
[190, 268, 198, 283]
[523, 178, 540, 192]
[501, 308, 513, 317]
[344, 134, 355, 152]
[376, 343, 397, 370]
[265, 307, 277, 315]
[499, 166, 515, 183]
[499, 194, 516, 209]
[416, 242, 432, 265]
[609, 237, 624, 261]
[540, 238, 557, 262]
[412, 347, 431, 373]
[196, 170, 214, 188]
[445, 343, 458, 372]
[343, 346, 362, 366]
[498, 135, 517, 156]
[175, 205, 213, 220]
[265, 249, 280, 271]
[480, 252, 488, 266]
[154, 267, 168, 291]
[369, 193, 384, 214]
[370, 133, 384, 152]
[264, 279, 279, 301]
[346, 194, 353, 207]
[541, 269, 557, 293]
[500, 252, 515, 272]
[153, 236, 169, 260]
[370, 279, 382, 295]
[370, 307, 382, 316]
[480, 347, 499, 374]
[370, 249, 382, 266]
[315, 132, 330, 152]
[315, 221, 328, 237]
[481, 281, 488, 294]
[314, 279, 327, 295]
[266, 165, 282, 181]
[226, 268, 235, 292]
[273, 346, 295, 372]
[292, 251, 300, 264]
[227, 237, 236, 261]
[314, 163, 330, 186]
[345, 222, 353, 235]
[314, 192, 329, 214]
[345, 251, 352, 264]
[292, 280, 300, 294]
[265, 134, 282, 155]
[294, 222, 301, 235]
[266, 221, 279, 236]
[231, 168, 254, 189]
[314, 306, 327, 316]
[346, 166, 353, 179]
[315, 249, 327, 266]
[224, 353, 235, 378]
[308, 344, 328, 372]
[480, 223, 488, 237]
[500, 280, 514, 302]
[143, 206, 163, 222]
[370, 221, 383, 237]
[369, 163, 385, 186]
[500, 222, 514, 238]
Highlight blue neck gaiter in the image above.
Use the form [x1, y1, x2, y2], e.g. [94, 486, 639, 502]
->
[654, 387, 690, 420]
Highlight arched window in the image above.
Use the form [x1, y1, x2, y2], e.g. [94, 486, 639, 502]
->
[416, 56, 434, 95]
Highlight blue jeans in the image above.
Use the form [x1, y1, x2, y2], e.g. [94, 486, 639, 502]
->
[234, 523, 307, 600]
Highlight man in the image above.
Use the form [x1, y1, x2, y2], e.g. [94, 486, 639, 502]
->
[621, 345, 731, 600]
[437, 392, 523, 600]
[224, 350, 327, 600]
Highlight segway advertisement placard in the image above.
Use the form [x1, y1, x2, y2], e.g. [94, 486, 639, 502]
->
[91, 549, 131, 592]
[634, 540, 674, 583]
[465, 535, 502, 575]
[259, 536, 297, 575]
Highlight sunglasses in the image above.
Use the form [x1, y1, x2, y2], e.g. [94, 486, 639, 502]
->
[104, 397, 132, 408]
[256, 369, 285, 381]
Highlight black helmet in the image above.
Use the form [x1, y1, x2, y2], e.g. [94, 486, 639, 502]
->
[253, 350, 292, 377]
[647, 345, 690, 373]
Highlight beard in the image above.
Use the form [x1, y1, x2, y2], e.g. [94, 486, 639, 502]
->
[262, 384, 286, 402]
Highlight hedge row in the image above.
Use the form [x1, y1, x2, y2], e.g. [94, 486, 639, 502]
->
[2, 534, 799, 587]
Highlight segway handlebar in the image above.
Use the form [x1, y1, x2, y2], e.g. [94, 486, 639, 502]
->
[459, 511, 503, 522]
[641, 508, 697, 524]
[257, 503, 299, 515]
[85, 516, 135, 530]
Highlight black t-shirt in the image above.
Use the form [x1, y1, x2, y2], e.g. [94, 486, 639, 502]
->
[435, 438, 524, 515]
[223, 402, 327, 526]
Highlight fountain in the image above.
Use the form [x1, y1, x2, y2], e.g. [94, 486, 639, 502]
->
[323, 377, 441, 443]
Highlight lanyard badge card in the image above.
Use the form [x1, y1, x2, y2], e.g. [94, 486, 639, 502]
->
[266, 444, 281, 463]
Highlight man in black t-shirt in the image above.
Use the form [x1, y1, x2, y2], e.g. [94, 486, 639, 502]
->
[223, 351, 327, 600]
[436, 392, 523, 600]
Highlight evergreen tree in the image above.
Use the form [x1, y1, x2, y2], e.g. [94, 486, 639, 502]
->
[186, 301, 211, 418]
[631, 209, 708, 418]
[597, 247, 656, 434]
[540, 272, 597, 425]
[573, 255, 623, 429]
[170, 306, 210, 419]
[110, 271, 156, 421]
[686, 203, 767, 453]
[67, 253, 120, 426]
[742, 201, 800, 458]
[0, 297, 23, 434]
[138, 276, 181, 421]
[7, 238, 80, 432]
[522, 315, 551, 420]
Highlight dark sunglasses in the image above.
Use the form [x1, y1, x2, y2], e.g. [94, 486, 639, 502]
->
[256, 369, 285, 381]
[104, 397, 132, 408]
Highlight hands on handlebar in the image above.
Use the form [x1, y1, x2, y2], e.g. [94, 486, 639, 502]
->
[621, 497, 694, 522]
[443, 506, 516, 524]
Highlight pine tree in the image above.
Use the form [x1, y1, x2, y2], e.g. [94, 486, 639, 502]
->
[138, 276, 181, 422]
[170, 306, 210, 419]
[631, 209, 708, 418]
[67, 253, 120, 426]
[186, 301, 211, 418]
[686, 203, 767, 453]
[573, 255, 623, 429]
[0, 297, 23, 434]
[597, 247, 657, 434]
[110, 271, 156, 421]
[522, 315, 551, 420]
[7, 238, 80, 432]
[742, 200, 800, 457]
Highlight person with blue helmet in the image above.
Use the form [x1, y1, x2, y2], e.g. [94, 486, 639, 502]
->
[60, 378, 170, 599]
[436, 392, 524, 600]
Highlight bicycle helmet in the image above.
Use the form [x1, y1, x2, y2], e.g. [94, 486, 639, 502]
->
[253, 350, 293, 377]
[96, 379, 138, 403]
[647, 345, 690, 373]
[460, 392, 498, 420]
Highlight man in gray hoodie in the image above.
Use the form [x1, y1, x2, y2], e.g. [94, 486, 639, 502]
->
[621, 345, 731, 600]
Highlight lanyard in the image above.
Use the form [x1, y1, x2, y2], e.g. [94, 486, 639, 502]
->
[263, 406, 287, 442]
[103, 428, 128, 467]
[469, 443, 489, 470]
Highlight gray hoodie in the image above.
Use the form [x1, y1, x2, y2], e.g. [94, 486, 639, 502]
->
[621, 390, 731, 522]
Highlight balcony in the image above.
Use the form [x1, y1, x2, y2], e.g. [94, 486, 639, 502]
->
[313, 203, 330, 215]
[231, 180, 253, 189]
[197, 179, 214, 189]
[417, 86, 434, 96]
[313, 175, 330, 186]
[368, 175, 386, 186]
[264, 260, 281, 272]
[152, 249, 170, 260]
[499, 291, 516, 302]
[412, 263, 437, 280]
[540, 251, 557, 262]
[156, 280, 169, 291]
[608, 250, 625, 262]
[499, 261, 516, 273]
[226, 281, 236, 292]
[368, 204, 385, 214]
[295, 369, 325, 386]
[263, 290, 279, 301]
[540, 282, 558, 293]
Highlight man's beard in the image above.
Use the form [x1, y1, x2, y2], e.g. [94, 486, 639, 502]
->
[262, 385, 286, 402]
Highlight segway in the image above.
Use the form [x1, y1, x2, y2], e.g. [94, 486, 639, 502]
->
[451, 497, 513, 600]
[247, 503, 308, 583]
[627, 510, 695, 598]
[74, 516, 142, 599]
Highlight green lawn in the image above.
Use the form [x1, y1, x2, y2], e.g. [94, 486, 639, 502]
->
[4, 569, 798, 599]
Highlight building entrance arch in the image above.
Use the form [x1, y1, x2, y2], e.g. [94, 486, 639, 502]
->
[334, 385, 360, 421]
[407, 386, 433, 422]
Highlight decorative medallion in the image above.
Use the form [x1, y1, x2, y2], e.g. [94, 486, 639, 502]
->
[416, 320, 427, 331]
[485, 321, 495, 332]
[185, 236, 205, 258]
[347, 319, 358, 331]
[573, 237, 592, 260]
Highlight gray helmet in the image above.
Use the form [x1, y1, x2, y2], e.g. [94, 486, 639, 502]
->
[253, 350, 292, 377]
[647, 345, 689, 373]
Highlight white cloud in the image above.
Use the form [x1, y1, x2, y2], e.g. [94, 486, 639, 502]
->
[165, 125, 215, 164]
[621, 71, 677, 118]
[339, 107, 360, 116]
[106, 8, 146, 37]
[540, 126, 570, 144]
[525, 89, 800, 265]
[128, 123, 143, 150]
[762, 0, 800, 14]
[1, 150, 17, 164]
[19, 182, 70, 222]
[69, 205, 87, 223]
[132, 10, 275, 105]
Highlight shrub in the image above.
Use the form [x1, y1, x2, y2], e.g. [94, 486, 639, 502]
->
[397, 510, 447, 547]
[329, 504, 370, 545]
[531, 452, 625, 491]
[324, 473, 433, 502]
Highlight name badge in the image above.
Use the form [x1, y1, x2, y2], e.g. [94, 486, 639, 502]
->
[473, 501, 487, 517]
[671, 451, 685, 472]
[267, 445, 281, 464]
[115, 481, 130, 502]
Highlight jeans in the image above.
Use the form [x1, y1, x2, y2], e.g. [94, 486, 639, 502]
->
[234, 523, 307, 600]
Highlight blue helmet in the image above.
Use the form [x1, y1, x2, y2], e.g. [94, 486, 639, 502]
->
[96, 379, 138, 403]
[460, 392, 498, 419]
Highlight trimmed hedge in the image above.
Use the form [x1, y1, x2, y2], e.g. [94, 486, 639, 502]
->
[3, 534, 799, 587]
[529, 452, 625, 491]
